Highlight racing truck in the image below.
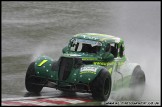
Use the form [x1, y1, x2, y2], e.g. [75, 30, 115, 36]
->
[25, 33, 145, 101]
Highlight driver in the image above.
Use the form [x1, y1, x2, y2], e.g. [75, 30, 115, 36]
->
[105, 44, 111, 53]
[81, 43, 93, 53]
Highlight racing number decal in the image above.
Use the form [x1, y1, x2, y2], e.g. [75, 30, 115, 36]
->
[38, 60, 48, 66]
[93, 61, 114, 74]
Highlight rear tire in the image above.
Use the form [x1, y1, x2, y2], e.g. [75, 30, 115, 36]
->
[130, 66, 145, 100]
[25, 62, 43, 93]
[90, 69, 111, 101]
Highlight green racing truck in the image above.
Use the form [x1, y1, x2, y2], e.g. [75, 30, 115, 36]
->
[25, 33, 145, 101]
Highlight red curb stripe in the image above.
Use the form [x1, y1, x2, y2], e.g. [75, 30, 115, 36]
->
[2, 101, 40, 106]
[33, 99, 71, 104]
[2, 97, 93, 106]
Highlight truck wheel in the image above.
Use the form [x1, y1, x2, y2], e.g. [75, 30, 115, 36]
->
[90, 69, 111, 101]
[130, 66, 145, 100]
[25, 62, 43, 93]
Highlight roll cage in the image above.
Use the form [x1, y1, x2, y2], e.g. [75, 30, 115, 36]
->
[68, 38, 125, 58]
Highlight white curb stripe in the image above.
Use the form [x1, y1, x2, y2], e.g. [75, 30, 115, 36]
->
[2, 96, 52, 101]
[16, 100, 58, 106]
[47, 98, 85, 104]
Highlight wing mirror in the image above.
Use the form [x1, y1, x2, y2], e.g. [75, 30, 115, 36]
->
[62, 46, 69, 53]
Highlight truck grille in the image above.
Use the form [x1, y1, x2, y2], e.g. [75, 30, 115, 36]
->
[58, 57, 82, 81]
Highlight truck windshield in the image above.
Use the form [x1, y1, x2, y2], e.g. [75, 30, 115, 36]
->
[70, 38, 102, 54]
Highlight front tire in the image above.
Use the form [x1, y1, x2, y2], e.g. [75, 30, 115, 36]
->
[90, 69, 111, 101]
[25, 62, 43, 93]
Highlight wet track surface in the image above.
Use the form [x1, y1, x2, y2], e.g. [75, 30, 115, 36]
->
[2, 1, 161, 105]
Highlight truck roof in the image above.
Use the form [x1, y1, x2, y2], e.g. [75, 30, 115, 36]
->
[73, 33, 124, 43]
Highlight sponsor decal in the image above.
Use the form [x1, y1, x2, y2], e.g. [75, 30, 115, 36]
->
[80, 67, 97, 74]
[100, 38, 107, 41]
[38, 60, 48, 66]
[82, 58, 97, 60]
[65, 54, 82, 56]
[80, 71, 96, 74]
[114, 37, 120, 43]
[93, 61, 115, 66]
